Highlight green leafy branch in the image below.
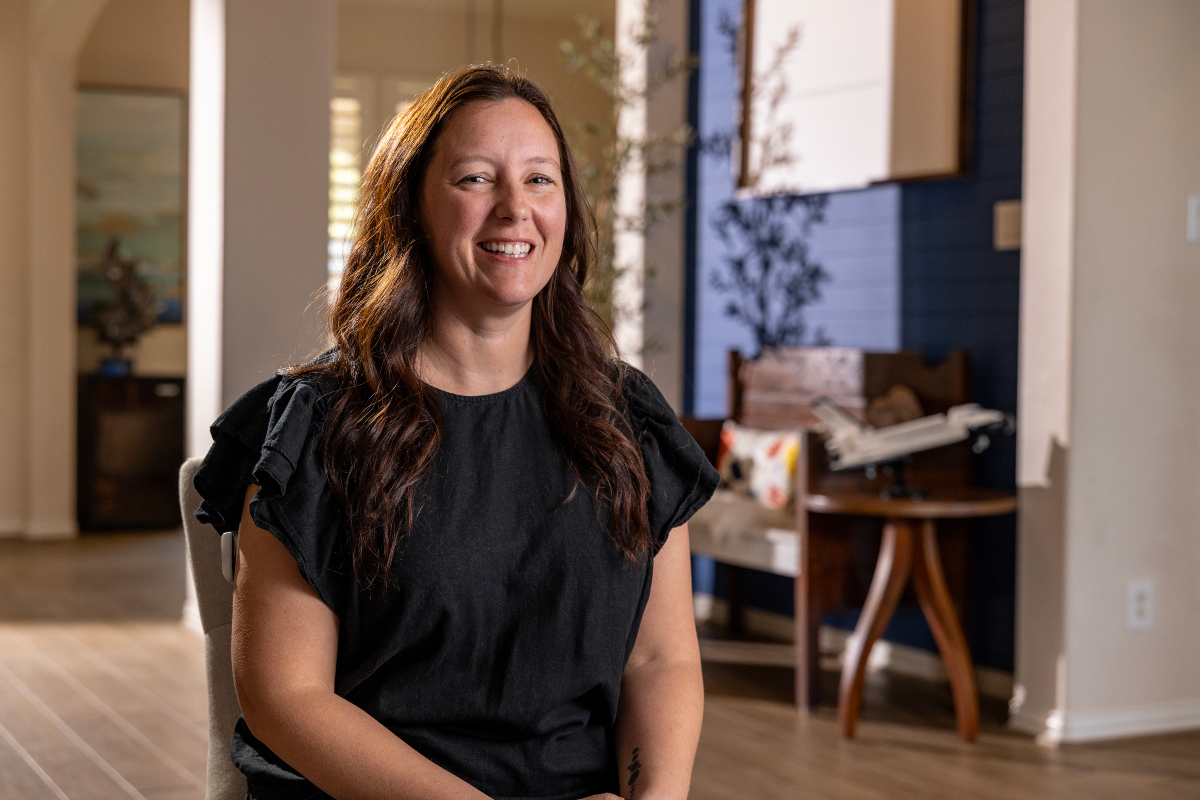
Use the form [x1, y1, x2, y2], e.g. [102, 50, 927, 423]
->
[559, 5, 697, 333]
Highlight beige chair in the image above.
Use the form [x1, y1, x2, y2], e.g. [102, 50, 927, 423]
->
[180, 457, 248, 800]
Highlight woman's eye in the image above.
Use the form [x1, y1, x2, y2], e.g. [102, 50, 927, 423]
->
[530, 175, 554, 185]
[460, 175, 488, 184]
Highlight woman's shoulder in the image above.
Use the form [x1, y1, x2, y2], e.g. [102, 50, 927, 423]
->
[615, 361, 721, 546]
[617, 361, 677, 428]
[194, 351, 342, 534]
[211, 368, 340, 464]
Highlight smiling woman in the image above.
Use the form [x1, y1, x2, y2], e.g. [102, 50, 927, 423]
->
[418, 97, 567, 374]
[191, 65, 718, 800]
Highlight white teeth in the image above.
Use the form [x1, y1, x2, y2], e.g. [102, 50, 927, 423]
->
[483, 241, 530, 256]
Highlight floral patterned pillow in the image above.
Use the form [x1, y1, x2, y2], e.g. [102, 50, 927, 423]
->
[716, 421, 801, 510]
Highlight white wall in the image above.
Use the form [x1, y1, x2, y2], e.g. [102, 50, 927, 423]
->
[0, 0, 193, 538]
[336, 0, 613, 145]
[638, 0, 690, 410]
[0, 0, 32, 537]
[0, 0, 109, 539]
[1015, 0, 1200, 742]
[78, 0, 189, 91]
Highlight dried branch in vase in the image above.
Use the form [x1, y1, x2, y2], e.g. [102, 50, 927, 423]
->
[90, 237, 161, 362]
[705, 10, 831, 355]
[558, 4, 696, 342]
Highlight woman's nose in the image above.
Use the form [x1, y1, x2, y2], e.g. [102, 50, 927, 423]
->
[494, 179, 530, 222]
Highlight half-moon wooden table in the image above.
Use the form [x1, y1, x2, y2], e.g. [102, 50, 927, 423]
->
[805, 488, 1017, 742]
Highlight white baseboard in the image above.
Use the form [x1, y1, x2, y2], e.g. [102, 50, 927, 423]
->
[22, 519, 78, 540]
[694, 593, 1014, 700]
[1011, 699, 1200, 743]
[1008, 705, 1056, 740]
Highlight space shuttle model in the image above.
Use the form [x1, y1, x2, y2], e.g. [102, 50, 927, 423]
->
[811, 397, 1015, 472]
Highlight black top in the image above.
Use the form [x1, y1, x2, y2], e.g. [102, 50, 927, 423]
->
[193, 362, 719, 800]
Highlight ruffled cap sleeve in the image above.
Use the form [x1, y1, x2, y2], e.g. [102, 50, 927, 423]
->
[622, 367, 721, 551]
[192, 375, 284, 535]
[193, 374, 350, 614]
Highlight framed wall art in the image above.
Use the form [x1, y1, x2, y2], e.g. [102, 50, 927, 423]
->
[76, 88, 185, 324]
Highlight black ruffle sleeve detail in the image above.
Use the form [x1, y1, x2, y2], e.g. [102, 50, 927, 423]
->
[621, 366, 720, 552]
[193, 375, 285, 535]
[193, 373, 351, 615]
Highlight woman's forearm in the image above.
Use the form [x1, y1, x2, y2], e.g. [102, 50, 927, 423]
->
[613, 656, 704, 800]
[240, 685, 489, 800]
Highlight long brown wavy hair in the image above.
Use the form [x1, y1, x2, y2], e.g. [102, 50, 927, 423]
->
[293, 64, 652, 586]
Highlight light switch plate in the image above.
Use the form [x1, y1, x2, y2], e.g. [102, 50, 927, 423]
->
[1188, 195, 1200, 244]
[994, 200, 1022, 251]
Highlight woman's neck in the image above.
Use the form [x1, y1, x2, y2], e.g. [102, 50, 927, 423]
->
[416, 298, 534, 396]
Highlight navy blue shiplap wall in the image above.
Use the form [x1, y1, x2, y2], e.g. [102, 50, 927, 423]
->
[688, 0, 902, 419]
[686, 0, 1023, 672]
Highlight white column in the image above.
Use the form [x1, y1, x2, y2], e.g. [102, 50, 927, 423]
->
[612, 0, 648, 370]
[1010, 0, 1078, 741]
[1015, 0, 1200, 743]
[187, 0, 227, 459]
[186, 0, 334, 458]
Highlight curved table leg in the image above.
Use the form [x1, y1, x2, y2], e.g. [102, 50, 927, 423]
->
[911, 519, 979, 742]
[838, 519, 913, 738]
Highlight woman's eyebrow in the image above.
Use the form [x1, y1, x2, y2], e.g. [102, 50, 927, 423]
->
[448, 155, 560, 171]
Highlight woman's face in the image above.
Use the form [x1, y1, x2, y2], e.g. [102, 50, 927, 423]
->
[420, 98, 567, 318]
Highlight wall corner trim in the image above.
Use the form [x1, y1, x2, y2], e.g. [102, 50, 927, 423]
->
[1011, 699, 1200, 743]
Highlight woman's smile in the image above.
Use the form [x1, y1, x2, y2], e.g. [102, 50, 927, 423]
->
[478, 239, 534, 259]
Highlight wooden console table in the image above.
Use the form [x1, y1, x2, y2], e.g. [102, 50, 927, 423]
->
[78, 375, 186, 530]
[805, 488, 1017, 741]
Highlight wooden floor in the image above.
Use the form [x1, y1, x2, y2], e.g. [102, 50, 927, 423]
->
[0, 533, 205, 800]
[2, 533, 1199, 800]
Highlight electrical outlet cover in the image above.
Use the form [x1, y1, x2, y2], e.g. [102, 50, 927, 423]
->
[1127, 579, 1154, 631]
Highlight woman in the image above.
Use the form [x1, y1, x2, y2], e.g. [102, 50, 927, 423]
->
[194, 64, 719, 800]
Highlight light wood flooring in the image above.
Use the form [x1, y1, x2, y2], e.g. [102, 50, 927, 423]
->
[2, 532, 1199, 800]
[0, 533, 205, 800]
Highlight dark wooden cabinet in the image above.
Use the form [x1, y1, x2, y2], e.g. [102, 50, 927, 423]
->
[78, 376, 186, 530]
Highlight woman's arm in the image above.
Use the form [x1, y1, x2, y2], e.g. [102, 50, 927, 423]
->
[232, 485, 490, 800]
[613, 524, 705, 800]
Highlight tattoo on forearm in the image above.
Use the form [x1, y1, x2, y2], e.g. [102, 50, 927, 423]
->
[626, 746, 642, 797]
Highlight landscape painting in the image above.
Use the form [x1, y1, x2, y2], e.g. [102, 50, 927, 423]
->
[77, 89, 185, 324]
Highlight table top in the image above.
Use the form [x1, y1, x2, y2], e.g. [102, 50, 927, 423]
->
[805, 488, 1017, 519]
